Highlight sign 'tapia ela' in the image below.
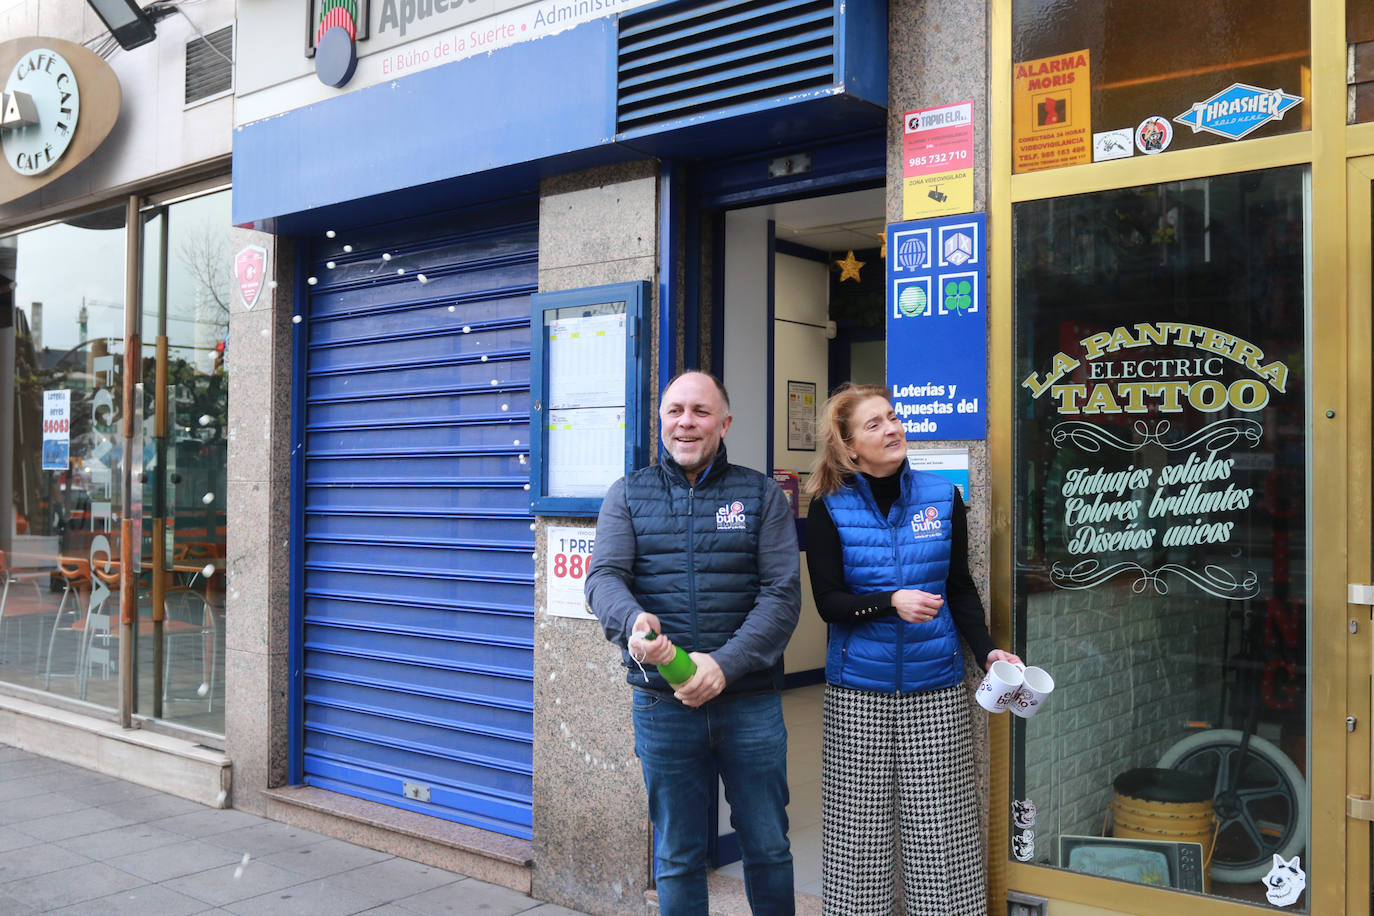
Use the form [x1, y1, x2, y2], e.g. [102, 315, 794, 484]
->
[1174, 83, 1303, 141]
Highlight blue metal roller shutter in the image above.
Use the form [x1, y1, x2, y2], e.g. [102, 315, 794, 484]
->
[298, 200, 537, 840]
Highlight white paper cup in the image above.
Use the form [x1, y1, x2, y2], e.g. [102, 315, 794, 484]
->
[975, 660, 1025, 714]
[1009, 666, 1055, 718]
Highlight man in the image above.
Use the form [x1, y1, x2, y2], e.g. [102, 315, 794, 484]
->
[585, 370, 801, 916]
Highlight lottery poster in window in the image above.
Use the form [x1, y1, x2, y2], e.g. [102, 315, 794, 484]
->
[1013, 49, 1091, 173]
[545, 525, 596, 620]
[42, 390, 70, 471]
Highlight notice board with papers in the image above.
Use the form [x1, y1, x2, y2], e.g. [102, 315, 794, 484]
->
[529, 281, 649, 515]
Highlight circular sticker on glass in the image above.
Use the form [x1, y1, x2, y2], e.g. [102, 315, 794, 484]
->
[1135, 116, 1172, 155]
[1, 49, 80, 176]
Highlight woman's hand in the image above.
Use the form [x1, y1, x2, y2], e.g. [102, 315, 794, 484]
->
[892, 589, 943, 624]
[984, 648, 1023, 671]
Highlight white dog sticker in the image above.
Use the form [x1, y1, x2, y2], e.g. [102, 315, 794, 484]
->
[1263, 854, 1305, 907]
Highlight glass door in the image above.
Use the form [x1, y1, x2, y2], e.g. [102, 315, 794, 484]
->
[1010, 166, 1311, 909]
[137, 189, 230, 733]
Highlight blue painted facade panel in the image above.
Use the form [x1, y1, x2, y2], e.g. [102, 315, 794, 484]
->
[232, 21, 617, 228]
[298, 201, 538, 839]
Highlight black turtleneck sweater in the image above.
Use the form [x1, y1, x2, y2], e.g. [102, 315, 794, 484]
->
[806, 469, 996, 665]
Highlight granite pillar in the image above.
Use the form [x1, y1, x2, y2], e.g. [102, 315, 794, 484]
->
[223, 228, 296, 809]
[888, 0, 997, 886]
[531, 161, 660, 916]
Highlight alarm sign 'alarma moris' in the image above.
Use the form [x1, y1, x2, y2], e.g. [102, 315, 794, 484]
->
[1, 48, 78, 176]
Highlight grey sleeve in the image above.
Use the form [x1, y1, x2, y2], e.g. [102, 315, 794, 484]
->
[584, 477, 646, 648]
[710, 480, 801, 685]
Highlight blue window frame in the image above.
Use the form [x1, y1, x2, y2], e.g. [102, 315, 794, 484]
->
[529, 282, 649, 516]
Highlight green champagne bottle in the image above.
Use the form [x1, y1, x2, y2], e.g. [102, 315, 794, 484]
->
[645, 631, 697, 687]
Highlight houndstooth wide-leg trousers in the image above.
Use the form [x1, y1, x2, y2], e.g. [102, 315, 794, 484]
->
[821, 683, 985, 916]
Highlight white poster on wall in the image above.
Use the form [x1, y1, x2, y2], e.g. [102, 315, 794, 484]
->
[545, 525, 596, 620]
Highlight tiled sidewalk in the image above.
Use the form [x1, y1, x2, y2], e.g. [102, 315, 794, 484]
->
[0, 744, 587, 915]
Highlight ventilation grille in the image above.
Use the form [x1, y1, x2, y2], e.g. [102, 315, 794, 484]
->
[616, 0, 836, 134]
[185, 25, 233, 105]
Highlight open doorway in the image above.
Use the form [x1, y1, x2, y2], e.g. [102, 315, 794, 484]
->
[710, 186, 886, 895]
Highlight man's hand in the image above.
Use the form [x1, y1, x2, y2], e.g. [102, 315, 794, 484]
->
[674, 653, 726, 707]
[628, 612, 676, 666]
[892, 588, 943, 623]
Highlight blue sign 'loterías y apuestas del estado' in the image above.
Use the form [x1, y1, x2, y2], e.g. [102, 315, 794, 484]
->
[1173, 83, 1303, 141]
[886, 212, 987, 441]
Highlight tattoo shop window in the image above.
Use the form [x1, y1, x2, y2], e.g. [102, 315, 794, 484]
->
[1011, 166, 1310, 909]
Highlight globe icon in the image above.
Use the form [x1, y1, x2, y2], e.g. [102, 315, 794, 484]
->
[897, 236, 927, 270]
[898, 285, 927, 317]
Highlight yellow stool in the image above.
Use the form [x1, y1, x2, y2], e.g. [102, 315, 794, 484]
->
[1110, 767, 1216, 891]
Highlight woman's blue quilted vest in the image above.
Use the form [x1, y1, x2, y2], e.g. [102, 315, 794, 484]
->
[821, 469, 963, 693]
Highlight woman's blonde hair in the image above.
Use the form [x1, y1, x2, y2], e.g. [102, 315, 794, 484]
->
[804, 383, 894, 499]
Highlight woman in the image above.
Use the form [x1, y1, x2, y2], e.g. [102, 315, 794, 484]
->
[804, 383, 1020, 915]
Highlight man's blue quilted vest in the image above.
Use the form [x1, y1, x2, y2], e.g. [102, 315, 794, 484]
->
[820, 469, 963, 693]
[621, 446, 779, 694]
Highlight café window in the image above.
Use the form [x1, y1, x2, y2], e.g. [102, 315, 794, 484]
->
[0, 188, 230, 736]
[1012, 166, 1309, 908]
[1011, 0, 1310, 172]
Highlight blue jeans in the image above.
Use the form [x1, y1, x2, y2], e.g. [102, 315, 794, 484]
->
[632, 689, 794, 916]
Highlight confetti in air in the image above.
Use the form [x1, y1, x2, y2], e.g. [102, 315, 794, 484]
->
[462, 326, 471, 333]
[202, 563, 217, 578]
[448, 305, 455, 312]
[201, 492, 215, 505]
[481, 355, 487, 362]
[268, 280, 278, 289]
[326, 261, 336, 269]
[343, 244, 353, 253]
[292, 315, 302, 324]
[396, 268, 406, 275]
[307, 277, 317, 285]
[382, 253, 392, 261]
[490, 379, 498, 385]
[417, 274, 428, 284]
[501, 404, 509, 411]
[326, 230, 336, 238]
[199, 414, 213, 426]
[197, 682, 210, 697]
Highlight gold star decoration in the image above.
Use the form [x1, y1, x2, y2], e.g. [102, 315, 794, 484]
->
[836, 250, 865, 282]
[877, 232, 887, 259]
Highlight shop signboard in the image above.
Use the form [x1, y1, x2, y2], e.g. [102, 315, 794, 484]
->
[885, 213, 987, 441]
[1013, 49, 1091, 173]
[902, 101, 974, 220]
